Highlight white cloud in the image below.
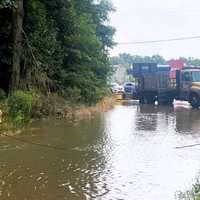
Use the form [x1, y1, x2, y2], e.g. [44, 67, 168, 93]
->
[110, 0, 200, 58]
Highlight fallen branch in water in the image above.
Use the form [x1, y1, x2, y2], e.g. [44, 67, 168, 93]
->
[175, 143, 200, 149]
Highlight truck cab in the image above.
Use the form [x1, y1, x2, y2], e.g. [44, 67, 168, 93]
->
[178, 68, 200, 108]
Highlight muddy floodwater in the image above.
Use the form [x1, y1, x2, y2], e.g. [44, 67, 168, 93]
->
[1, 102, 200, 200]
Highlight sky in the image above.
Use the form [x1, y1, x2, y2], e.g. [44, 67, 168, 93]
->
[109, 0, 200, 59]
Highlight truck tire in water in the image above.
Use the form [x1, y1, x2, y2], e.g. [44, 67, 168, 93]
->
[139, 93, 155, 104]
[157, 96, 173, 106]
[145, 96, 155, 104]
[189, 93, 200, 108]
[139, 95, 144, 104]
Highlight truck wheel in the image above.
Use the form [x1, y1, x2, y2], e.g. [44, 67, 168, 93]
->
[145, 96, 155, 104]
[158, 96, 173, 105]
[165, 97, 174, 105]
[139, 94, 155, 104]
[189, 93, 200, 108]
[139, 95, 145, 104]
[132, 92, 137, 100]
[168, 98, 174, 105]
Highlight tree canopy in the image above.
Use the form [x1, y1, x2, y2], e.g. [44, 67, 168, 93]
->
[111, 53, 200, 67]
[111, 53, 167, 66]
[0, 0, 115, 103]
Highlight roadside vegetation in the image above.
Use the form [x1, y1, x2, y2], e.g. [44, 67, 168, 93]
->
[0, 0, 115, 102]
[0, 0, 115, 130]
[0, 88, 114, 132]
[175, 179, 200, 200]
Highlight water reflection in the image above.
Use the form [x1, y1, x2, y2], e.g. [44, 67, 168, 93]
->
[0, 116, 110, 200]
[136, 105, 159, 131]
[135, 105, 175, 132]
[175, 108, 200, 134]
[0, 104, 200, 199]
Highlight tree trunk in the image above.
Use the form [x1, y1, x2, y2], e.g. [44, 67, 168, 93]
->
[10, 0, 24, 91]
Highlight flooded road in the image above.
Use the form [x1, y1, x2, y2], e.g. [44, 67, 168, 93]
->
[1, 103, 200, 199]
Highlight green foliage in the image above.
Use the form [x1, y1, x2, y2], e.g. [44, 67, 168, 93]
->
[111, 53, 167, 66]
[31, 93, 66, 118]
[61, 70, 108, 104]
[7, 91, 36, 124]
[21, 0, 115, 103]
[111, 54, 200, 68]
[0, 0, 115, 104]
[186, 57, 200, 67]
[63, 87, 81, 104]
[0, 0, 16, 9]
[176, 179, 200, 200]
[0, 89, 6, 102]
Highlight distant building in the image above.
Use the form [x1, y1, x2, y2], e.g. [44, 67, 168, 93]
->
[111, 64, 127, 84]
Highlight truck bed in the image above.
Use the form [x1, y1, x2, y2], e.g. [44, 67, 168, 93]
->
[139, 73, 176, 91]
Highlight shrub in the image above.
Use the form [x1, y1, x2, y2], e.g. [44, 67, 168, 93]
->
[0, 88, 6, 102]
[32, 93, 66, 118]
[63, 87, 81, 104]
[80, 86, 109, 105]
[0, 89, 8, 121]
[7, 91, 36, 124]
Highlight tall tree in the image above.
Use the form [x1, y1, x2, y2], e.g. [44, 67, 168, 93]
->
[10, 0, 24, 90]
[0, 0, 115, 103]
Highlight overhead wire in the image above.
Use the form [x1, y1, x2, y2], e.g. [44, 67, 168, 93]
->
[3, 130, 200, 151]
[116, 35, 200, 45]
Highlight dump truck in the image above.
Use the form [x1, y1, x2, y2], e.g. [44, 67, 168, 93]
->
[132, 63, 200, 108]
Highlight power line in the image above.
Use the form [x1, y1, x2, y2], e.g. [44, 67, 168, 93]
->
[2, 133, 70, 152]
[116, 35, 200, 45]
[175, 143, 200, 149]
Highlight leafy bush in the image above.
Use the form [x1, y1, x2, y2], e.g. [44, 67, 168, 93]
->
[32, 93, 66, 118]
[0, 0, 16, 9]
[0, 89, 6, 102]
[7, 91, 36, 124]
[78, 80, 110, 105]
[63, 87, 82, 104]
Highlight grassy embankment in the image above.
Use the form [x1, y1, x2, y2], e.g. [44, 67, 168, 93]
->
[0, 89, 115, 135]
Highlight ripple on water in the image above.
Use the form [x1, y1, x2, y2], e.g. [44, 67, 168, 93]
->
[0, 105, 200, 199]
